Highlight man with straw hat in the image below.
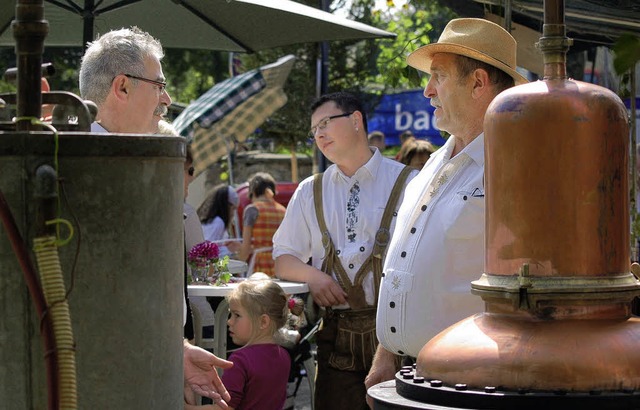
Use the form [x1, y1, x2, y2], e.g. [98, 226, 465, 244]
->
[365, 18, 527, 405]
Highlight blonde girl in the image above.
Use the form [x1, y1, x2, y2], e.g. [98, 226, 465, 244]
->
[218, 280, 290, 410]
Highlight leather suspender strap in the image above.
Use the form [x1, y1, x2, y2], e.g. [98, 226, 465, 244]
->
[370, 165, 413, 304]
[313, 173, 351, 292]
[313, 166, 412, 308]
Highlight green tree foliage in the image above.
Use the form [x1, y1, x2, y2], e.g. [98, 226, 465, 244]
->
[613, 33, 640, 99]
[367, 0, 456, 89]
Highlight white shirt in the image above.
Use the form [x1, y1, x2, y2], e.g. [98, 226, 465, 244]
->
[202, 217, 234, 257]
[377, 134, 486, 357]
[273, 149, 416, 306]
[184, 204, 215, 326]
[202, 217, 227, 242]
[91, 122, 108, 133]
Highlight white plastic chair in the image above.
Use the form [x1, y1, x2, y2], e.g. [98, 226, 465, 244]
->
[247, 246, 273, 275]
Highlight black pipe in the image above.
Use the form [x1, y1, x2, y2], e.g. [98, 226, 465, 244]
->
[12, 0, 49, 130]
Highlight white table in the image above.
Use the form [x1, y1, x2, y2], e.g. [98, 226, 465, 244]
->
[188, 280, 309, 358]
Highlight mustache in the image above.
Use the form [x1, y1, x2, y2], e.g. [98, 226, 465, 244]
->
[153, 104, 168, 117]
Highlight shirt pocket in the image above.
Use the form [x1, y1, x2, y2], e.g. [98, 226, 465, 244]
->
[443, 191, 485, 239]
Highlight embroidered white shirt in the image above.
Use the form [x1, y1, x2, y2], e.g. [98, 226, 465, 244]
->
[377, 134, 486, 357]
[273, 149, 417, 307]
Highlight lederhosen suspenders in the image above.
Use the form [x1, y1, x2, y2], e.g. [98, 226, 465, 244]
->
[313, 166, 412, 309]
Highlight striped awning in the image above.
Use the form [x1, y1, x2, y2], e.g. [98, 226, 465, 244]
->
[177, 55, 296, 175]
[172, 70, 266, 135]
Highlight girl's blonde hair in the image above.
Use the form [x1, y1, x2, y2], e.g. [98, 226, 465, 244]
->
[226, 280, 288, 343]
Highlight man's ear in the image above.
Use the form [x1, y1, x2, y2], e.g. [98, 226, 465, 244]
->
[352, 110, 363, 130]
[471, 68, 490, 99]
[112, 74, 130, 101]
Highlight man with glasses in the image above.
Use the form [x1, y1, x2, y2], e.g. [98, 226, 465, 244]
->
[79, 27, 232, 409]
[273, 92, 417, 409]
[79, 27, 171, 134]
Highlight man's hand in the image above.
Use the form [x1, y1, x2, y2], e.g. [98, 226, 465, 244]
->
[184, 340, 233, 408]
[307, 268, 347, 307]
[364, 345, 398, 409]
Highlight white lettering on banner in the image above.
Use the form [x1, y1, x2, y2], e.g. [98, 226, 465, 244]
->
[394, 103, 438, 132]
[395, 103, 412, 131]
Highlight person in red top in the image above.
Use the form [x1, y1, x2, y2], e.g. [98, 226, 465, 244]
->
[237, 172, 286, 276]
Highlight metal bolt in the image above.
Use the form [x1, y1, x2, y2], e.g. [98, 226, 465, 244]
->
[484, 386, 496, 393]
[454, 384, 467, 391]
[413, 376, 425, 384]
[430, 380, 443, 387]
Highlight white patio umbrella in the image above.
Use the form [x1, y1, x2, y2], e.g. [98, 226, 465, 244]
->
[173, 55, 296, 180]
[0, 0, 395, 51]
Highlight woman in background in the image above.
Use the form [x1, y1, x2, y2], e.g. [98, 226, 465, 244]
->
[198, 184, 242, 257]
[237, 172, 285, 276]
[398, 138, 436, 171]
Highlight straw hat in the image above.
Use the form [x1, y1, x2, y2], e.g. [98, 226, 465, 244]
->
[407, 18, 528, 85]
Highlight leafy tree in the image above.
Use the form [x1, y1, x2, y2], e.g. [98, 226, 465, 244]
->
[367, 0, 456, 89]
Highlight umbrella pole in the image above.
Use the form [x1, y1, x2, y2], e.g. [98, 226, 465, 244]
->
[224, 138, 242, 236]
[82, 0, 94, 48]
[224, 138, 234, 185]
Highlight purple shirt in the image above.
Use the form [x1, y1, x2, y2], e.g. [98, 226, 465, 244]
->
[222, 343, 290, 410]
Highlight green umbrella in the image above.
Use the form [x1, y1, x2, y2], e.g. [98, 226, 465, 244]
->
[0, 0, 395, 51]
[176, 55, 296, 178]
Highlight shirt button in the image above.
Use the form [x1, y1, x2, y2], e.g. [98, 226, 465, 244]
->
[336, 250, 341, 255]
[398, 350, 404, 355]
[393, 211, 398, 217]
[349, 263, 354, 269]
[421, 205, 427, 211]
[401, 251, 406, 258]
[382, 272, 386, 277]
[390, 327, 396, 333]
[390, 301, 395, 308]
[410, 227, 416, 234]
[360, 246, 365, 252]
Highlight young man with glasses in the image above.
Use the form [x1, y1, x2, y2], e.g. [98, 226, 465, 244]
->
[273, 91, 417, 409]
[79, 27, 172, 134]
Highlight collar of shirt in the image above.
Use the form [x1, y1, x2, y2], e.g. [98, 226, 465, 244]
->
[91, 122, 108, 133]
[330, 147, 380, 184]
[436, 133, 485, 167]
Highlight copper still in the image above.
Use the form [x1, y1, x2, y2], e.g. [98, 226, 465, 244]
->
[379, 0, 640, 408]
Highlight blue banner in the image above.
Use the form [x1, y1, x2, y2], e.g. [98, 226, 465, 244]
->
[367, 89, 446, 147]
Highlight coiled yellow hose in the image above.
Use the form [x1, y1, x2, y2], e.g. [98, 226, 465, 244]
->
[33, 235, 77, 409]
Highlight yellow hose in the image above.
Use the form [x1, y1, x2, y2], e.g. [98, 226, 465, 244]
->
[33, 235, 77, 409]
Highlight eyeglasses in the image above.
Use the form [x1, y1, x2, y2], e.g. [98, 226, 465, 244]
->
[124, 74, 167, 94]
[187, 166, 194, 176]
[309, 111, 354, 138]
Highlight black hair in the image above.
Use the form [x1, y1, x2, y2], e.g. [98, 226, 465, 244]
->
[248, 172, 277, 200]
[197, 184, 232, 227]
[310, 91, 368, 134]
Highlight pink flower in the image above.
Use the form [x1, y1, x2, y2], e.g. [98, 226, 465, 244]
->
[188, 241, 220, 268]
